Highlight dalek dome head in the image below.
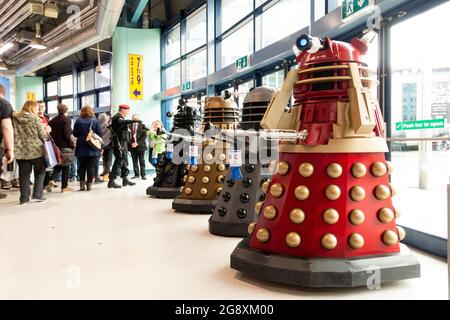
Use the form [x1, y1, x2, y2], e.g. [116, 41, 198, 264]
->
[241, 86, 277, 131]
[294, 34, 369, 67]
[204, 96, 239, 130]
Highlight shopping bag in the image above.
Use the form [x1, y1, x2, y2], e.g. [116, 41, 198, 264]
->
[44, 139, 58, 168]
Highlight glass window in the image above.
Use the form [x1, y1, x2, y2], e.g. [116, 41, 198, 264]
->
[186, 7, 207, 53]
[262, 69, 285, 90]
[164, 25, 181, 63]
[96, 63, 111, 89]
[221, 0, 253, 33]
[315, 0, 326, 20]
[238, 80, 255, 109]
[328, 0, 343, 12]
[221, 21, 253, 68]
[61, 98, 74, 113]
[260, 0, 310, 49]
[81, 94, 95, 108]
[164, 63, 181, 89]
[79, 68, 95, 92]
[47, 100, 58, 114]
[184, 49, 207, 83]
[389, 1, 450, 239]
[162, 98, 178, 131]
[46, 81, 58, 97]
[99, 91, 111, 108]
[60, 75, 73, 96]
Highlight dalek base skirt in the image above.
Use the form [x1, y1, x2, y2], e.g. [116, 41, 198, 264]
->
[231, 238, 420, 288]
[172, 198, 217, 214]
[172, 160, 229, 214]
[147, 186, 181, 199]
[209, 219, 249, 237]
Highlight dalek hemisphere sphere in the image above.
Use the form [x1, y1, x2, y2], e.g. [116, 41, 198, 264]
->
[241, 86, 278, 131]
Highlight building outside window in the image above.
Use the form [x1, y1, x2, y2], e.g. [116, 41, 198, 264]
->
[79, 68, 95, 92]
[237, 79, 255, 110]
[60, 74, 73, 96]
[164, 62, 181, 89]
[47, 100, 59, 114]
[220, 20, 254, 68]
[186, 6, 207, 53]
[164, 25, 181, 64]
[46, 80, 58, 97]
[389, 1, 450, 239]
[220, 0, 253, 33]
[184, 49, 207, 83]
[95, 63, 111, 89]
[262, 69, 285, 90]
[259, 0, 310, 49]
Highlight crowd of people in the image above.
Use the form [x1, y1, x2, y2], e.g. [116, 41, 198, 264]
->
[0, 84, 166, 205]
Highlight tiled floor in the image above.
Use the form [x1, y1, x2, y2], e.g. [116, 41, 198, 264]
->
[0, 178, 447, 300]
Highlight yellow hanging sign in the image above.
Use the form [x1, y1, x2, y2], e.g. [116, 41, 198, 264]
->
[129, 54, 144, 100]
[26, 92, 37, 102]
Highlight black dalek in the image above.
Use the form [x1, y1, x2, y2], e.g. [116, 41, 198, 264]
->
[209, 87, 277, 237]
[146, 98, 202, 198]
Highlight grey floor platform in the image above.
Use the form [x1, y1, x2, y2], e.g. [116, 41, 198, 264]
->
[0, 177, 447, 299]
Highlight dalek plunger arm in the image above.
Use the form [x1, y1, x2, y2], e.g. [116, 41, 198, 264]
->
[260, 69, 300, 131]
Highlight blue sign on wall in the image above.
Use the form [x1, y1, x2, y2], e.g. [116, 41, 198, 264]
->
[0, 77, 10, 101]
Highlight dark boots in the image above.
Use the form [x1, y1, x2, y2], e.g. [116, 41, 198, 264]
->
[122, 178, 136, 187]
[108, 179, 122, 189]
[79, 181, 86, 191]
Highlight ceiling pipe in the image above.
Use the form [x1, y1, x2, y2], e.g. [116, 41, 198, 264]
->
[8, 6, 98, 63]
[16, 0, 126, 75]
[0, 0, 15, 17]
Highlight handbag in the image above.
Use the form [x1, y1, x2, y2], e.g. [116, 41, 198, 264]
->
[60, 148, 75, 167]
[86, 119, 103, 151]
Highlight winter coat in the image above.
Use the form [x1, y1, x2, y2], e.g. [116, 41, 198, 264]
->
[12, 111, 48, 160]
[73, 117, 103, 158]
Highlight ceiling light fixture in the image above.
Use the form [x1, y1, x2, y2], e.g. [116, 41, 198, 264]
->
[0, 42, 14, 55]
[0, 59, 9, 71]
[30, 21, 47, 50]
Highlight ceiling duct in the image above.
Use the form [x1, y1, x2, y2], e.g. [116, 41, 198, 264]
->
[16, 0, 125, 75]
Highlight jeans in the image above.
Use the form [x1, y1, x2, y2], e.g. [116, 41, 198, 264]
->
[78, 156, 97, 184]
[17, 157, 46, 203]
[110, 143, 129, 180]
[52, 165, 70, 189]
[70, 159, 77, 179]
[131, 148, 146, 178]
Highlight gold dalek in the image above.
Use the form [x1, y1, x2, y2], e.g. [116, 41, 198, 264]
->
[172, 95, 239, 214]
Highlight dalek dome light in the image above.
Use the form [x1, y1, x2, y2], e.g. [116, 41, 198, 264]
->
[295, 35, 369, 67]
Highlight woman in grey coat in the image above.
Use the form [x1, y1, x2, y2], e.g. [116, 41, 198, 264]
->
[98, 113, 113, 181]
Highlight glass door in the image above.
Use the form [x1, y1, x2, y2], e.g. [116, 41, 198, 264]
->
[388, 1, 450, 240]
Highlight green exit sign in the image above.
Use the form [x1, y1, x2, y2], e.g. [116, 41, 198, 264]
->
[182, 81, 191, 91]
[236, 55, 250, 71]
[395, 119, 445, 131]
[342, 0, 374, 20]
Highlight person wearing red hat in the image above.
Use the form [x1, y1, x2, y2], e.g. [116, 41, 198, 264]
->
[108, 104, 140, 189]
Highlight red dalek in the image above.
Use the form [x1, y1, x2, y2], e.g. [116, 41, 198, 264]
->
[230, 35, 420, 287]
